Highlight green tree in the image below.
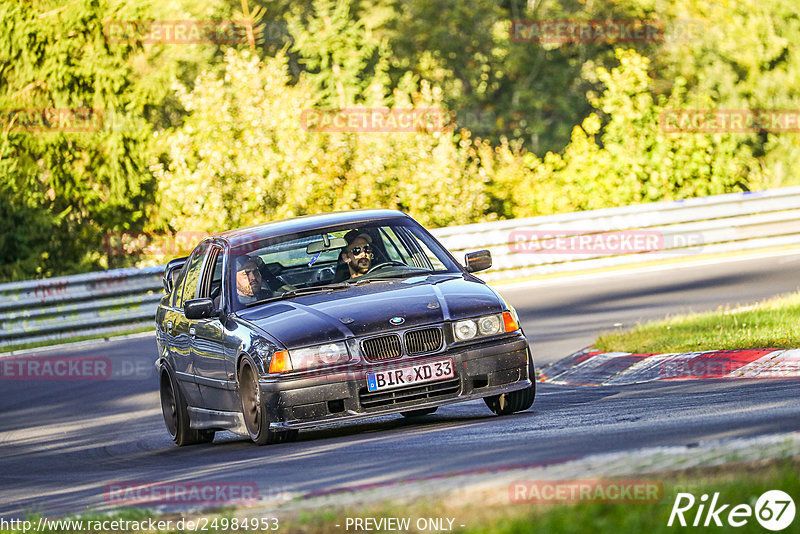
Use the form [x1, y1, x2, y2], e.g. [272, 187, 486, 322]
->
[502, 49, 768, 218]
[0, 0, 157, 280]
[652, 0, 800, 187]
[153, 49, 490, 232]
[286, 0, 392, 107]
[0, 0, 255, 280]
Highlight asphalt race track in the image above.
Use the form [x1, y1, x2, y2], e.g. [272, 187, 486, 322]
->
[2, 251, 800, 519]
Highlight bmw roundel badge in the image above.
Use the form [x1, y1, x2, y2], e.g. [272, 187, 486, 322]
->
[389, 316, 405, 325]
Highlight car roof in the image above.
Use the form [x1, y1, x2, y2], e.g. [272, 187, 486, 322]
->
[213, 209, 411, 248]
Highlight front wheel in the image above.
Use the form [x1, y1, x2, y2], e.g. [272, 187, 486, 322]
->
[239, 359, 297, 445]
[484, 353, 536, 416]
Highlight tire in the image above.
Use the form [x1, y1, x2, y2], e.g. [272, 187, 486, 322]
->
[401, 407, 438, 418]
[484, 352, 536, 416]
[239, 359, 298, 445]
[160, 368, 215, 446]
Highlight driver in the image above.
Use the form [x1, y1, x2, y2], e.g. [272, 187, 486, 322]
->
[342, 230, 373, 278]
[235, 255, 273, 304]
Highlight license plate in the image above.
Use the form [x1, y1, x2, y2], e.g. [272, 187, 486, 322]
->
[366, 358, 454, 392]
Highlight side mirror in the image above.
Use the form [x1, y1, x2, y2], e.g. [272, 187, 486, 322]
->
[464, 250, 492, 273]
[184, 298, 216, 320]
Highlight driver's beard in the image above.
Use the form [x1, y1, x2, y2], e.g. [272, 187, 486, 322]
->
[353, 257, 371, 275]
[237, 276, 254, 297]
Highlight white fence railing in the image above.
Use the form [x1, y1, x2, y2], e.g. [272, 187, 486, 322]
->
[0, 267, 163, 348]
[435, 187, 800, 280]
[2, 187, 800, 349]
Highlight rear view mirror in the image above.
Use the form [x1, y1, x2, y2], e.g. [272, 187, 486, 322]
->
[306, 235, 348, 254]
[464, 250, 492, 273]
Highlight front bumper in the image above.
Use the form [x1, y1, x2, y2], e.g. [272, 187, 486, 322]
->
[259, 335, 532, 430]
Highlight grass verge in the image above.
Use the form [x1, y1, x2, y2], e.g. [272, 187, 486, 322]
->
[595, 290, 800, 354]
[286, 459, 800, 533]
[5, 458, 797, 533]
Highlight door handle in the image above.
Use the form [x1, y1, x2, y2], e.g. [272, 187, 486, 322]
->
[189, 327, 196, 338]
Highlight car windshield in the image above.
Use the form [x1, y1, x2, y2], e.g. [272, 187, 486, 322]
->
[229, 219, 460, 310]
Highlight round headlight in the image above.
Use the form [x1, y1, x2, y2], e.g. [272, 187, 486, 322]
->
[478, 315, 501, 335]
[454, 319, 478, 340]
[318, 343, 347, 364]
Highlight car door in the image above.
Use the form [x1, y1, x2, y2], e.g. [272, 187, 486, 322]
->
[157, 258, 186, 368]
[190, 244, 234, 409]
[172, 241, 210, 408]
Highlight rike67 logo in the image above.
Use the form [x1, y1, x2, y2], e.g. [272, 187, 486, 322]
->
[668, 490, 796, 531]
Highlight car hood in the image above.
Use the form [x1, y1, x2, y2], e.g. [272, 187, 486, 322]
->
[236, 274, 504, 348]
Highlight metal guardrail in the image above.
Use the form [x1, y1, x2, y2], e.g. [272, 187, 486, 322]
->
[2, 187, 800, 349]
[433, 186, 800, 281]
[0, 267, 164, 348]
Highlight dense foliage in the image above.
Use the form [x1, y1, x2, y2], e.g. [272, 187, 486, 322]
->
[1, 0, 798, 280]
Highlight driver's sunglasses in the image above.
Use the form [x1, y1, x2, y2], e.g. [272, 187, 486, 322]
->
[348, 245, 372, 256]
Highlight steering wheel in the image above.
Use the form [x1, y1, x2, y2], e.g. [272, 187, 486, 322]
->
[366, 261, 407, 274]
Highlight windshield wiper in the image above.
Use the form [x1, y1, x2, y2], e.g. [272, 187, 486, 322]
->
[245, 283, 352, 307]
[281, 282, 353, 296]
[352, 278, 389, 285]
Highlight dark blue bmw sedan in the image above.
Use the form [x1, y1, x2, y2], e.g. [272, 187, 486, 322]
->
[156, 210, 534, 445]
